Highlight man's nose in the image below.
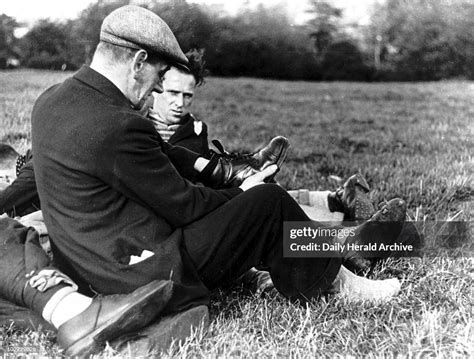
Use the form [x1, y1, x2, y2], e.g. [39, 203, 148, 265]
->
[175, 94, 184, 107]
[153, 80, 164, 94]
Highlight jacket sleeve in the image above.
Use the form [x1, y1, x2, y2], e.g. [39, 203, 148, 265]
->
[102, 115, 241, 227]
[0, 161, 40, 216]
[160, 141, 202, 180]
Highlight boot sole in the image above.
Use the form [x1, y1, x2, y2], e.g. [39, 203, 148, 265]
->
[352, 197, 375, 221]
[65, 280, 173, 358]
[114, 305, 209, 356]
[344, 199, 407, 273]
[264, 140, 290, 183]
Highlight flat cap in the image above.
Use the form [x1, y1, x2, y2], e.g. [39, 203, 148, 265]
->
[100, 5, 188, 67]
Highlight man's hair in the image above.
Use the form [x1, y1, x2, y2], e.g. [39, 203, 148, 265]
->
[94, 41, 136, 64]
[184, 49, 208, 87]
[0, 143, 19, 170]
[94, 41, 165, 65]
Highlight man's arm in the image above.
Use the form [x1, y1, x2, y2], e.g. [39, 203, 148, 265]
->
[160, 141, 202, 180]
[103, 116, 241, 228]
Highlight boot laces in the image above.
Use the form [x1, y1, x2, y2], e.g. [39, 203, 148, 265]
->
[211, 139, 258, 165]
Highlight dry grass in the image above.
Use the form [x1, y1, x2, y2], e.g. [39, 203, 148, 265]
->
[0, 70, 472, 357]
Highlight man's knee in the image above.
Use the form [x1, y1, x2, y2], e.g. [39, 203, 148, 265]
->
[247, 183, 288, 199]
[217, 184, 293, 222]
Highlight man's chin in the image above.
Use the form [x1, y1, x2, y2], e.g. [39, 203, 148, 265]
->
[167, 115, 183, 124]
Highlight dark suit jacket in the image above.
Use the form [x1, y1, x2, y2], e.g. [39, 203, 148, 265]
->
[31, 66, 241, 311]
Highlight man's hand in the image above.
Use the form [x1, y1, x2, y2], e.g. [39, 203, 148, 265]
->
[17, 210, 48, 236]
[239, 165, 278, 191]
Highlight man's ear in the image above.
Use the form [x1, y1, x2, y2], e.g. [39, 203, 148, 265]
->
[132, 49, 149, 75]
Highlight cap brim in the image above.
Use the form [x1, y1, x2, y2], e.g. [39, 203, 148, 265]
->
[156, 50, 189, 72]
[173, 61, 190, 72]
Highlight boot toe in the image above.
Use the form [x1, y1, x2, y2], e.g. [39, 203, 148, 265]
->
[112, 305, 209, 356]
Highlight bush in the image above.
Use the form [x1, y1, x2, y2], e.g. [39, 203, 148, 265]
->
[25, 53, 76, 71]
[320, 41, 373, 81]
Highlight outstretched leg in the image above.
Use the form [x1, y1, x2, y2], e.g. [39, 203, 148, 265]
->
[182, 184, 404, 303]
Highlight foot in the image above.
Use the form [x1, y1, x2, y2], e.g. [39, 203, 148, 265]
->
[112, 305, 209, 356]
[248, 136, 290, 183]
[331, 266, 401, 302]
[237, 268, 276, 296]
[199, 137, 290, 188]
[327, 174, 375, 221]
[340, 198, 407, 273]
[369, 198, 406, 222]
[57, 280, 173, 357]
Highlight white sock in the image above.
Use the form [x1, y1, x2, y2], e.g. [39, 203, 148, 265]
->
[332, 265, 401, 302]
[306, 190, 344, 223]
[309, 190, 331, 209]
[42, 288, 93, 328]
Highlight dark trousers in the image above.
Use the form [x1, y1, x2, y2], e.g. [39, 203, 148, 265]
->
[0, 185, 342, 331]
[183, 184, 342, 302]
[0, 218, 64, 330]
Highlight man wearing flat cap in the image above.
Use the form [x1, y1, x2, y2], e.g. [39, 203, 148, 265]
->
[1, 4, 403, 356]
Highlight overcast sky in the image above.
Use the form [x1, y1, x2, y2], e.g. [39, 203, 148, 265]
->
[1, 0, 376, 27]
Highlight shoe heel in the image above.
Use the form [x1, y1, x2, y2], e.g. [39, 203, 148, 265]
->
[264, 142, 290, 183]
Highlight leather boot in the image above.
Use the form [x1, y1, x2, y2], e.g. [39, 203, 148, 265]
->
[112, 305, 209, 356]
[340, 198, 406, 273]
[327, 173, 375, 221]
[57, 279, 173, 357]
[198, 136, 290, 188]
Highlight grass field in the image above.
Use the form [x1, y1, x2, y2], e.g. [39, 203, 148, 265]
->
[0, 70, 472, 357]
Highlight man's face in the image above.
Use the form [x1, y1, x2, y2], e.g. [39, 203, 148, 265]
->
[132, 59, 170, 113]
[152, 67, 196, 124]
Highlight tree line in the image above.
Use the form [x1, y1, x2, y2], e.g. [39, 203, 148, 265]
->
[1, 0, 473, 81]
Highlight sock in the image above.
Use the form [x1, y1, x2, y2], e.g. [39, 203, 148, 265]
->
[302, 190, 344, 223]
[309, 190, 332, 210]
[331, 265, 401, 302]
[42, 288, 93, 328]
[196, 153, 221, 186]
